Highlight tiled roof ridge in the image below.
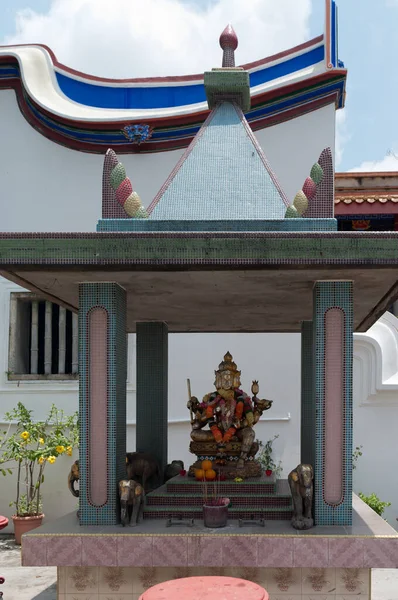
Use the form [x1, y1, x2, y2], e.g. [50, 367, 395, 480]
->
[236, 104, 290, 208]
[146, 108, 217, 215]
[335, 195, 398, 204]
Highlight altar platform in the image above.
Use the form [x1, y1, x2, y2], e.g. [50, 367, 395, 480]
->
[22, 495, 398, 569]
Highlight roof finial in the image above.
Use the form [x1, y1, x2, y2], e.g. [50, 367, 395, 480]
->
[219, 24, 238, 68]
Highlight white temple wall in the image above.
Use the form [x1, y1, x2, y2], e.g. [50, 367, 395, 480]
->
[352, 312, 398, 527]
[0, 90, 335, 232]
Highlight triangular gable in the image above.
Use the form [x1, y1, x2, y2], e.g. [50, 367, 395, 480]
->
[147, 102, 289, 220]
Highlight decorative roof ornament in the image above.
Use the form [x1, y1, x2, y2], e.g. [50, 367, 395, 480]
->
[122, 124, 153, 144]
[204, 25, 250, 112]
[285, 161, 324, 218]
[219, 24, 238, 68]
[104, 149, 149, 218]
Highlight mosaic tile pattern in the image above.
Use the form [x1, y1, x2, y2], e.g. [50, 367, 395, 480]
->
[324, 308, 344, 505]
[204, 70, 251, 111]
[148, 102, 289, 221]
[102, 149, 128, 219]
[88, 307, 108, 507]
[304, 147, 334, 218]
[313, 282, 353, 526]
[79, 283, 127, 526]
[144, 477, 293, 520]
[136, 322, 168, 473]
[58, 566, 371, 599]
[96, 218, 338, 232]
[3, 232, 398, 266]
[22, 531, 397, 569]
[300, 321, 315, 466]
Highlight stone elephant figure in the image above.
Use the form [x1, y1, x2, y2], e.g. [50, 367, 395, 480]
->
[68, 459, 80, 497]
[288, 464, 314, 530]
[164, 460, 184, 482]
[119, 479, 145, 527]
[126, 452, 160, 491]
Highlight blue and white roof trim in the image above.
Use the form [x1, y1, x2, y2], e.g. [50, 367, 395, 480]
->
[0, 0, 346, 154]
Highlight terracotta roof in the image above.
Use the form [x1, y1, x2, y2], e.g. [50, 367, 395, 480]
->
[335, 172, 398, 206]
[335, 195, 398, 205]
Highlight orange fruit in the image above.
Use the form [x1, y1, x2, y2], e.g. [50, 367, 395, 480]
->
[201, 460, 212, 471]
[195, 469, 205, 481]
[205, 469, 217, 481]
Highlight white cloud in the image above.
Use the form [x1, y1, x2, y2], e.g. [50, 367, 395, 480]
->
[2, 0, 311, 77]
[350, 150, 398, 172]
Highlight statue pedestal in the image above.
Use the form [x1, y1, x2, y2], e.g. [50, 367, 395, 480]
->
[188, 459, 262, 480]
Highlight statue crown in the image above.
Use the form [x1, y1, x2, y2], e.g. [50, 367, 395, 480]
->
[216, 351, 240, 374]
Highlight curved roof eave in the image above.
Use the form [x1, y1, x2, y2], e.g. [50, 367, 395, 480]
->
[0, 27, 346, 153]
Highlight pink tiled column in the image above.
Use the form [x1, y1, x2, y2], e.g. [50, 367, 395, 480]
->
[313, 281, 353, 526]
[79, 283, 127, 526]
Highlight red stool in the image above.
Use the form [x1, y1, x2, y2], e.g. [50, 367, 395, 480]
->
[139, 576, 268, 600]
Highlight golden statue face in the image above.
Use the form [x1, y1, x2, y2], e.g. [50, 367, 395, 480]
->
[215, 370, 241, 390]
[214, 352, 241, 390]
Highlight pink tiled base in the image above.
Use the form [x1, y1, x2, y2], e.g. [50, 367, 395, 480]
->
[82, 535, 117, 566]
[293, 538, 329, 567]
[58, 566, 371, 599]
[22, 533, 397, 569]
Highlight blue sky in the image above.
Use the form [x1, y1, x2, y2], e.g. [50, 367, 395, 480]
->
[1, 0, 397, 172]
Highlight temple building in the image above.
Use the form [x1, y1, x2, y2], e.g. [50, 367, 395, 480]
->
[0, 2, 397, 598]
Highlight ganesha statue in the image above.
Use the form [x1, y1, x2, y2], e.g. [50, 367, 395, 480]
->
[187, 352, 272, 479]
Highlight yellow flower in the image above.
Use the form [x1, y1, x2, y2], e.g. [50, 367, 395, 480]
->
[234, 477, 243, 483]
[20, 431, 30, 441]
[56, 445, 65, 454]
[66, 446, 73, 456]
[39, 438, 45, 445]
[38, 456, 45, 464]
[47, 456, 56, 464]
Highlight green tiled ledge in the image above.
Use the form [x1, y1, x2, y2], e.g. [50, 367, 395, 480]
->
[2, 233, 398, 264]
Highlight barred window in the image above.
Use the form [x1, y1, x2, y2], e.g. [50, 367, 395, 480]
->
[8, 293, 78, 380]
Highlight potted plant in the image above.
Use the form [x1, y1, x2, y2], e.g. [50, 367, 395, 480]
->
[0, 402, 78, 544]
[196, 461, 229, 528]
[257, 434, 282, 477]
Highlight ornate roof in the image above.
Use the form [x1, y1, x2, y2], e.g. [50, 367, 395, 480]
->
[0, 1, 345, 153]
[334, 172, 398, 215]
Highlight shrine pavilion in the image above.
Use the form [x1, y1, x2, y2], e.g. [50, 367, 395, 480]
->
[0, 1, 397, 598]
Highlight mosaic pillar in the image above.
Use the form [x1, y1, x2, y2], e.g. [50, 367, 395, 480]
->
[301, 321, 315, 467]
[136, 322, 168, 473]
[313, 281, 353, 526]
[79, 283, 127, 526]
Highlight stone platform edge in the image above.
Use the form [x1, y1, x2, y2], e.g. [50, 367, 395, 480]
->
[21, 531, 398, 569]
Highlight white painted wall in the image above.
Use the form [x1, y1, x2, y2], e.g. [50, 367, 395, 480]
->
[0, 90, 335, 232]
[353, 312, 398, 527]
[0, 88, 335, 532]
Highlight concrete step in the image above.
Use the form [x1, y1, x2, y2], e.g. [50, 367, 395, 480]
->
[146, 493, 292, 508]
[143, 505, 293, 520]
[166, 474, 280, 495]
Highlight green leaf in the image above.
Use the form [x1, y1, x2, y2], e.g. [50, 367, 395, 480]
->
[1, 469, 6, 476]
[41, 475, 44, 483]
[7, 469, 12, 475]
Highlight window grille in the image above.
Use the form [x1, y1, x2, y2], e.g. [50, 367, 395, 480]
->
[8, 293, 78, 379]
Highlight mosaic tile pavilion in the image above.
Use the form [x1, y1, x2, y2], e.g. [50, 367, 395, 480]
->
[0, 2, 398, 599]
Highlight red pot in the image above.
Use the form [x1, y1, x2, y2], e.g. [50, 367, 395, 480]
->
[0, 516, 8, 531]
[12, 514, 44, 545]
[265, 469, 273, 477]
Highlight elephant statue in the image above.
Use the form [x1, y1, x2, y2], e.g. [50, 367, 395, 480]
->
[288, 464, 314, 530]
[126, 452, 160, 491]
[119, 479, 145, 526]
[164, 460, 184, 482]
[68, 460, 80, 497]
